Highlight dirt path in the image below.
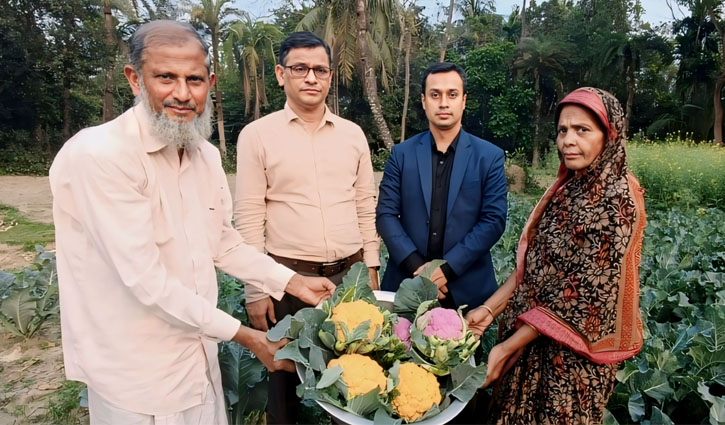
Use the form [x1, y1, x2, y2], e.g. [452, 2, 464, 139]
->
[0, 176, 53, 225]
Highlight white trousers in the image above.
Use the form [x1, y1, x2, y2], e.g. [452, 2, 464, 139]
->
[87, 381, 225, 425]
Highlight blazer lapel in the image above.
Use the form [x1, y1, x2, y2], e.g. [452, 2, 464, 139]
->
[447, 130, 472, 217]
[416, 133, 433, 218]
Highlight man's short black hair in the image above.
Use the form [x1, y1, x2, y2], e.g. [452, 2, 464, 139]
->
[279, 31, 332, 67]
[421, 62, 467, 94]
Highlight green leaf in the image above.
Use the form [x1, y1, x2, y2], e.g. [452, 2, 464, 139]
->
[274, 340, 308, 366]
[616, 362, 639, 384]
[350, 321, 372, 343]
[267, 314, 293, 342]
[700, 382, 725, 425]
[373, 408, 402, 425]
[448, 363, 487, 402]
[420, 403, 442, 421]
[327, 262, 376, 307]
[0, 286, 37, 335]
[628, 392, 645, 422]
[345, 387, 385, 417]
[309, 346, 328, 372]
[316, 365, 342, 389]
[417, 259, 447, 279]
[0, 271, 15, 297]
[642, 371, 674, 404]
[341, 261, 372, 289]
[393, 277, 439, 319]
[602, 409, 620, 425]
[649, 406, 675, 425]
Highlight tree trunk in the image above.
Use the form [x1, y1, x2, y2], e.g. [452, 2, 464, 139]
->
[532, 69, 541, 168]
[259, 60, 269, 107]
[714, 75, 724, 145]
[355, 0, 395, 149]
[253, 73, 261, 121]
[211, 31, 226, 158]
[439, 0, 455, 61]
[520, 0, 528, 40]
[400, 30, 412, 143]
[708, 6, 724, 145]
[103, 0, 115, 122]
[242, 61, 251, 116]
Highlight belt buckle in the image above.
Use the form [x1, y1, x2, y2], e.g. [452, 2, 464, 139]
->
[320, 260, 344, 277]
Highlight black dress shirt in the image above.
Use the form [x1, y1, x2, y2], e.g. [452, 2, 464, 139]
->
[401, 132, 461, 287]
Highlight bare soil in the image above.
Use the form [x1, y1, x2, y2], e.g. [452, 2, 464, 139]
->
[0, 320, 88, 424]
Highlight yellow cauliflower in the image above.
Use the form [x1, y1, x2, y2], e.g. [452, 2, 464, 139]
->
[331, 299, 384, 342]
[392, 363, 442, 422]
[327, 354, 387, 399]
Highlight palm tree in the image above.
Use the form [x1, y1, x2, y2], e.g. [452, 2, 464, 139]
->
[355, 0, 395, 148]
[513, 37, 567, 167]
[190, 0, 239, 158]
[502, 8, 522, 44]
[297, 0, 397, 149]
[225, 17, 283, 120]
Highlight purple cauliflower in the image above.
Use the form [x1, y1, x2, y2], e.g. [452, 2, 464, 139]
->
[393, 317, 412, 349]
[417, 307, 464, 340]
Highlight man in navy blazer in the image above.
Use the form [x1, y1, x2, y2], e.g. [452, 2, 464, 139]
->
[377, 62, 507, 311]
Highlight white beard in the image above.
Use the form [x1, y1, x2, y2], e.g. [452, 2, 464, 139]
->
[135, 79, 213, 151]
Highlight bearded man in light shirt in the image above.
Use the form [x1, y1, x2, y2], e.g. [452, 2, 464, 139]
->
[50, 21, 335, 425]
[234, 31, 380, 424]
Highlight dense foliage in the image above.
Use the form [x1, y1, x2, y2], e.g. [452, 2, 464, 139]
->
[1, 0, 724, 175]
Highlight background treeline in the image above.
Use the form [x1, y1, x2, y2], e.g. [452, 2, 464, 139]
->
[1, 0, 724, 175]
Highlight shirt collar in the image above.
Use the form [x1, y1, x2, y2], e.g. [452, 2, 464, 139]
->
[431, 129, 461, 153]
[283, 102, 337, 129]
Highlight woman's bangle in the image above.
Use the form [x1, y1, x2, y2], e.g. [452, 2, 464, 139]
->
[481, 304, 494, 317]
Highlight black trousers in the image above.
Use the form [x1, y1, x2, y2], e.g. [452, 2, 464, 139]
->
[265, 268, 349, 425]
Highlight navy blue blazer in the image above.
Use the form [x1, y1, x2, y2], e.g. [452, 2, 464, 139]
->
[376, 129, 507, 309]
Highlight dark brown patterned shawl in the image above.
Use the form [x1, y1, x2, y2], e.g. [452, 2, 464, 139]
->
[502, 87, 646, 364]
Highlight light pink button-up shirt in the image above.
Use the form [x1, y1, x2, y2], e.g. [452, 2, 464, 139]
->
[50, 106, 295, 415]
[234, 104, 380, 303]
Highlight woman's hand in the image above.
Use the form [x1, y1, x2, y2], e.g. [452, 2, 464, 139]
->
[482, 342, 516, 388]
[481, 324, 539, 388]
[465, 305, 495, 337]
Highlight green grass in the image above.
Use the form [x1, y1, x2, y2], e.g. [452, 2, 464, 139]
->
[46, 380, 86, 424]
[522, 138, 725, 209]
[628, 140, 724, 209]
[0, 204, 54, 251]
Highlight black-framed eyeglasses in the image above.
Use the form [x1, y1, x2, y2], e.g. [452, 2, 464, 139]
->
[282, 65, 332, 79]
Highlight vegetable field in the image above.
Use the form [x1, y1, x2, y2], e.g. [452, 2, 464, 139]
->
[214, 195, 725, 425]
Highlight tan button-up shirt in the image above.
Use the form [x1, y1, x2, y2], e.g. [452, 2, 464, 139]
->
[50, 106, 295, 415]
[235, 104, 379, 302]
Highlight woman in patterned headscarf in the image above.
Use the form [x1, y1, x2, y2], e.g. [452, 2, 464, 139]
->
[465, 87, 646, 424]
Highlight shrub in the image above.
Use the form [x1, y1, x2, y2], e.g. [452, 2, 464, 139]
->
[627, 137, 724, 209]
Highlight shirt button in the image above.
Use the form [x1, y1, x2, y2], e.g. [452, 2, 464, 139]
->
[439, 161, 444, 164]
[433, 232, 438, 236]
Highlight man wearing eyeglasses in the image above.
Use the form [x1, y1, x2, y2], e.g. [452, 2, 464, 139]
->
[233, 31, 380, 424]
